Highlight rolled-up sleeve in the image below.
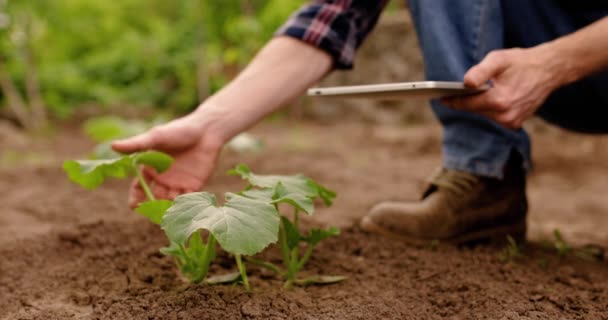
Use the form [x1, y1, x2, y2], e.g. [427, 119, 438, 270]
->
[275, 0, 389, 69]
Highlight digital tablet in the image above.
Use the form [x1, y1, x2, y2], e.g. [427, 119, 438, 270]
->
[307, 81, 489, 100]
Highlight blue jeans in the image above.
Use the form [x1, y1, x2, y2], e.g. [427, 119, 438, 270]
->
[408, 0, 608, 178]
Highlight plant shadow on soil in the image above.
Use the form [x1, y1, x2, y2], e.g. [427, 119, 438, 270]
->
[1, 120, 608, 319]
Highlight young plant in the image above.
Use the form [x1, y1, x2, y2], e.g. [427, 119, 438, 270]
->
[65, 117, 221, 284]
[161, 192, 280, 290]
[551, 229, 603, 262]
[63, 151, 174, 224]
[553, 229, 572, 258]
[498, 235, 523, 263]
[228, 164, 346, 288]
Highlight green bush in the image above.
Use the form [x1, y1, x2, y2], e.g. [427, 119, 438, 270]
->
[0, 0, 305, 119]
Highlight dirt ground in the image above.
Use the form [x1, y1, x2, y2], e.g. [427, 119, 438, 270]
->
[1, 118, 608, 319]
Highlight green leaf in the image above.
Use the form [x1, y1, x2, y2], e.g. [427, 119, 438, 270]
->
[303, 227, 340, 246]
[90, 142, 122, 159]
[241, 184, 314, 214]
[228, 163, 336, 211]
[294, 275, 347, 286]
[135, 200, 173, 224]
[133, 151, 174, 173]
[272, 182, 314, 214]
[162, 192, 280, 256]
[205, 272, 241, 285]
[160, 241, 182, 257]
[63, 156, 135, 189]
[239, 188, 275, 202]
[63, 152, 174, 190]
[226, 163, 251, 177]
[160, 242, 187, 266]
[281, 216, 301, 249]
[83, 116, 148, 143]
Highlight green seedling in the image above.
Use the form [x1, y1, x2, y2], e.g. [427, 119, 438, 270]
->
[161, 192, 280, 290]
[498, 235, 523, 263]
[63, 151, 174, 224]
[63, 148, 222, 284]
[66, 119, 345, 290]
[65, 117, 215, 284]
[553, 229, 572, 258]
[228, 164, 346, 288]
[536, 257, 549, 269]
[574, 244, 605, 262]
[550, 229, 603, 262]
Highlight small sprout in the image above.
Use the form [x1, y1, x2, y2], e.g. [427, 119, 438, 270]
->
[161, 192, 280, 290]
[536, 258, 549, 269]
[427, 239, 440, 251]
[498, 235, 523, 263]
[228, 163, 343, 288]
[574, 244, 605, 262]
[553, 229, 572, 258]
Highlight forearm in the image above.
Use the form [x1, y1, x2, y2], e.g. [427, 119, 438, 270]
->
[539, 17, 608, 87]
[193, 36, 333, 144]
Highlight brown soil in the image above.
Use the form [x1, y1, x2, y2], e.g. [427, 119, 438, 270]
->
[2, 119, 608, 320]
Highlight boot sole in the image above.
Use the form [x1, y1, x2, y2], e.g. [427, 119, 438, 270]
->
[360, 216, 526, 246]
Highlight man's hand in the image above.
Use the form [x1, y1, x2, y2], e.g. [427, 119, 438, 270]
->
[111, 114, 223, 209]
[110, 37, 332, 209]
[442, 47, 563, 129]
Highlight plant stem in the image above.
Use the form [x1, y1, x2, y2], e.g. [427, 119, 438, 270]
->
[277, 204, 291, 269]
[279, 225, 290, 265]
[193, 234, 216, 283]
[288, 209, 301, 279]
[135, 166, 155, 201]
[245, 257, 283, 275]
[283, 247, 300, 289]
[235, 254, 250, 291]
[293, 209, 299, 230]
[296, 245, 315, 271]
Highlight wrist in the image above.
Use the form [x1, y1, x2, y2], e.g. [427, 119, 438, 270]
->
[534, 40, 584, 89]
[189, 100, 234, 147]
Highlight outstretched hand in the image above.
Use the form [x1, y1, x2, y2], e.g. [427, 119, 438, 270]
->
[112, 115, 223, 208]
[442, 47, 562, 129]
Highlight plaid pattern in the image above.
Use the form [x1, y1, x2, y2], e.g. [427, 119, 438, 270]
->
[276, 0, 390, 69]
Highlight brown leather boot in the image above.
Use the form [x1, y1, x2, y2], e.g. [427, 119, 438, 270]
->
[361, 163, 527, 244]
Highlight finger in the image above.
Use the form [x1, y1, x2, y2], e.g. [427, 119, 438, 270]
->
[464, 51, 510, 88]
[441, 93, 495, 112]
[111, 129, 159, 154]
[151, 183, 169, 200]
[167, 189, 181, 200]
[183, 187, 198, 194]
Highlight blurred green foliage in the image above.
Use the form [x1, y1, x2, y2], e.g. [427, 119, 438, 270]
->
[0, 0, 305, 118]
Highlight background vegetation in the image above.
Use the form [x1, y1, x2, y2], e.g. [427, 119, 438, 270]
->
[0, 0, 406, 130]
[0, 0, 307, 129]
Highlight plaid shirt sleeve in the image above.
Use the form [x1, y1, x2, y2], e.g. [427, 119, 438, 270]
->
[275, 0, 390, 69]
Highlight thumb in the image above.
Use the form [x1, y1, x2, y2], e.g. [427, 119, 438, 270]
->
[111, 130, 158, 154]
[464, 51, 509, 88]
